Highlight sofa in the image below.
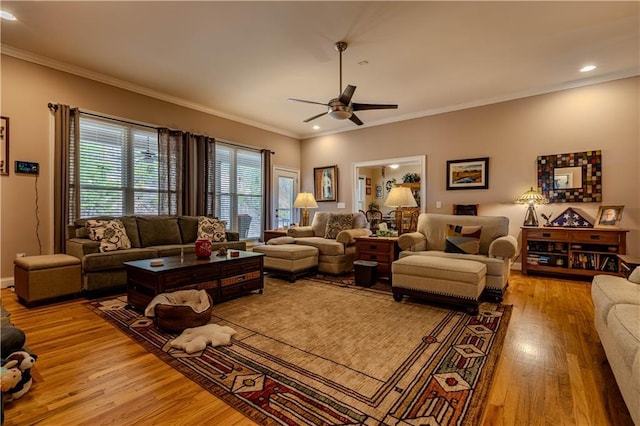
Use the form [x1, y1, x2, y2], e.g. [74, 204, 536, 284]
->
[286, 211, 370, 275]
[66, 215, 246, 295]
[396, 213, 518, 300]
[591, 271, 640, 425]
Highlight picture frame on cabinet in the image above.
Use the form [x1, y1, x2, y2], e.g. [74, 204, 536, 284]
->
[594, 205, 624, 229]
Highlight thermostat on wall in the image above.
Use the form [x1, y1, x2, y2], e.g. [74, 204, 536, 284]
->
[15, 161, 39, 175]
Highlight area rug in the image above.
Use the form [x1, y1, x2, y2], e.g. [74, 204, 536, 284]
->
[87, 278, 511, 425]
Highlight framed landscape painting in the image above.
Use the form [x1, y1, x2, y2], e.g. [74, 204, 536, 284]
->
[314, 165, 337, 202]
[446, 157, 489, 190]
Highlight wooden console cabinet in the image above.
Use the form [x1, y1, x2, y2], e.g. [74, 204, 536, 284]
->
[521, 227, 628, 278]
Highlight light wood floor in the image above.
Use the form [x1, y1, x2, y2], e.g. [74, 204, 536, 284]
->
[1, 272, 633, 425]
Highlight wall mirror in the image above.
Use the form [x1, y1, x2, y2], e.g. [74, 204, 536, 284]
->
[537, 150, 601, 202]
[553, 166, 582, 189]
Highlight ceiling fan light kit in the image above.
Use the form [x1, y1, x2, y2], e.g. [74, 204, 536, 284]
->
[289, 41, 398, 126]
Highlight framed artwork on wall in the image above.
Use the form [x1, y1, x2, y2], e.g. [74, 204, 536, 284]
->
[366, 177, 371, 186]
[537, 150, 602, 203]
[446, 157, 489, 190]
[594, 205, 624, 229]
[376, 185, 383, 199]
[366, 187, 371, 195]
[0, 116, 8, 176]
[314, 165, 338, 202]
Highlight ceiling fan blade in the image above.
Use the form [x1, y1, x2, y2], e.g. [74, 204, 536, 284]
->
[338, 85, 356, 105]
[352, 103, 398, 111]
[303, 111, 329, 123]
[349, 113, 363, 126]
[288, 98, 329, 107]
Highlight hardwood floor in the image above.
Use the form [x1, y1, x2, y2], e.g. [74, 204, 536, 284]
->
[1, 272, 633, 425]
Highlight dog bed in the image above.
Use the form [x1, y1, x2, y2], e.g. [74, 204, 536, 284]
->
[144, 289, 213, 332]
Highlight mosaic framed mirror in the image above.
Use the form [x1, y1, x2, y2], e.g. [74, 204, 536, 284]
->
[537, 150, 602, 203]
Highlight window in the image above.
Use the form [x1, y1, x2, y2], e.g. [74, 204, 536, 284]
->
[77, 116, 159, 217]
[215, 143, 263, 240]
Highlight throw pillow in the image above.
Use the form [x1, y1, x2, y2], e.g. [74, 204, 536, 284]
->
[86, 219, 132, 253]
[629, 267, 640, 284]
[324, 213, 354, 239]
[197, 216, 227, 242]
[444, 224, 482, 255]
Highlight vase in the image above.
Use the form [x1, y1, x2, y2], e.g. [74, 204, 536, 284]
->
[194, 238, 212, 259]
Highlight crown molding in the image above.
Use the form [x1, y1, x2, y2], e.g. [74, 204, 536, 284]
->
[1, 45, 300, 139]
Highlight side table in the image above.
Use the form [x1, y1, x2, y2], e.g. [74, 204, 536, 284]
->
[618, 254, 640, 278]
[355, 236, 400, 282]
[263, 229, 288, 243]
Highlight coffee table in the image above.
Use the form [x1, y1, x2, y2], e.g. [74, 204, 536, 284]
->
[124, 251, 264, 312]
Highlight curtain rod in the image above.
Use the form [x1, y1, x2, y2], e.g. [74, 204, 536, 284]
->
[48, 102, 275, 154]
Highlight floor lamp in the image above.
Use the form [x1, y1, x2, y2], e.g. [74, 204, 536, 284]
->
[294, 192, 318, 227]
[515, 187, 548, 226]
[384, 187, 418, 233]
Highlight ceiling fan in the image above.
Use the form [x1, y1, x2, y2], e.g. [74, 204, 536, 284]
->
[288, 41, 398, 126]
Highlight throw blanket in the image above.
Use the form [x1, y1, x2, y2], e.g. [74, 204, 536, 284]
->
[144, 289, 211, 317]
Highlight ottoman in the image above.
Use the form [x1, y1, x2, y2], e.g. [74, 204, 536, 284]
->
[14, 254, 82, 307]
[391, 256, 486, 315]
[253, 243, 318, 282]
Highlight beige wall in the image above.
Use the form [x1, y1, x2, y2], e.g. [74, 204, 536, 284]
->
[0, 55, 300, 281]
[302, 77, 640, 256]
[2, 54, 637, 282]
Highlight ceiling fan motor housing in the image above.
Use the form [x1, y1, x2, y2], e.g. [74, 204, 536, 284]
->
[328, 99, 353, 120]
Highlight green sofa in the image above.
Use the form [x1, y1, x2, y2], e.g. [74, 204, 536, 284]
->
[66, 215, 246, 295]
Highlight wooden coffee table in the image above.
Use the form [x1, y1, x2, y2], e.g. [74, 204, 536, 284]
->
[124, 251, 264, 312]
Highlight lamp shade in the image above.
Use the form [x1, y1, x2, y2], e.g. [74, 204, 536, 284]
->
[293, 192, 318, 209]
[515, 187, 549, 205]
[384, 186, 418, 208]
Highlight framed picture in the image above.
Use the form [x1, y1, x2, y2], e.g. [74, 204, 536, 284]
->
[365, 177, 371, 186]
[314, 165, 338, 202]
[0, 116, 8, 176]
[594, 205, 624, 229]
[376, 185, 383, 199]
[366, 187, 371, 195]
[446, 157, 489, 190]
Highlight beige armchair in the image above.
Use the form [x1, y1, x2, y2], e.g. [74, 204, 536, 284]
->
[397, 213, 518, 300]
[287, 211, 370, 275]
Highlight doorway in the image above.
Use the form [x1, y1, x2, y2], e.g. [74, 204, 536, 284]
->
[273, 167, 299, 229]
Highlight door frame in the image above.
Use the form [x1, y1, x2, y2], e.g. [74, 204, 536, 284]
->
[272, 166, 300, 228]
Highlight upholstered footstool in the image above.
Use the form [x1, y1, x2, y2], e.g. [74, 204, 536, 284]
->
[253, 243, 318, 282]
[14, 254, 82, 307]
[391, 255, 486, 315]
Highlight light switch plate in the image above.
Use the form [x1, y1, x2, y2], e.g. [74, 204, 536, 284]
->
[436, 201, 442, 208]
[337, 202, 346, 209]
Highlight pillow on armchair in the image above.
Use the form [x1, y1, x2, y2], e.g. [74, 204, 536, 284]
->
[444, 224, 482, 255]
[324, 213, 354, 239]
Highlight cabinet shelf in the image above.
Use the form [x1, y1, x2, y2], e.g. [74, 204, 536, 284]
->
[522, 227, 627, 279]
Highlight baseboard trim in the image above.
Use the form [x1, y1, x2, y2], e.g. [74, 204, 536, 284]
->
[1, 277, 15, 289]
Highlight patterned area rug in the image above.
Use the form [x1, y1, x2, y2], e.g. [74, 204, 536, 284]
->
[87, 278, 511, 425]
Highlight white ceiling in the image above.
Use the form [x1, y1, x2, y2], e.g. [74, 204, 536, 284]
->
[1, 1, 638, 139]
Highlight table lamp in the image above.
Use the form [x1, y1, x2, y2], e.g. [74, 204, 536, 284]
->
[294, 192, 318, 226]
[515, 187, 549, 226]
[384, 186, 418, 232]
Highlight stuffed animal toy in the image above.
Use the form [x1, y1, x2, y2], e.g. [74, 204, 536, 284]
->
[1, 360, 21, 393]
[169, 324, 236, 354]
[4, 351, 37, 400]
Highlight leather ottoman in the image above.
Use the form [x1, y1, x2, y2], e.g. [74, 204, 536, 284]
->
[14, 254, 82, 307]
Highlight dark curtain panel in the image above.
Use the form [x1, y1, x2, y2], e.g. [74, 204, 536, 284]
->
[192, 134, 213, 216]
[52, 104, 79, 253]
[205, 138, 217, 216]
[158, 128, 185, 215]
[262, 149, 274, 231]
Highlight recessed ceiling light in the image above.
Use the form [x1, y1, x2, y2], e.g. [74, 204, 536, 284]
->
[0, 11, 17, 21]
[389, 164, 399, 169]
[580, 65, 596, 73]
[312, 125, 320, 130]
